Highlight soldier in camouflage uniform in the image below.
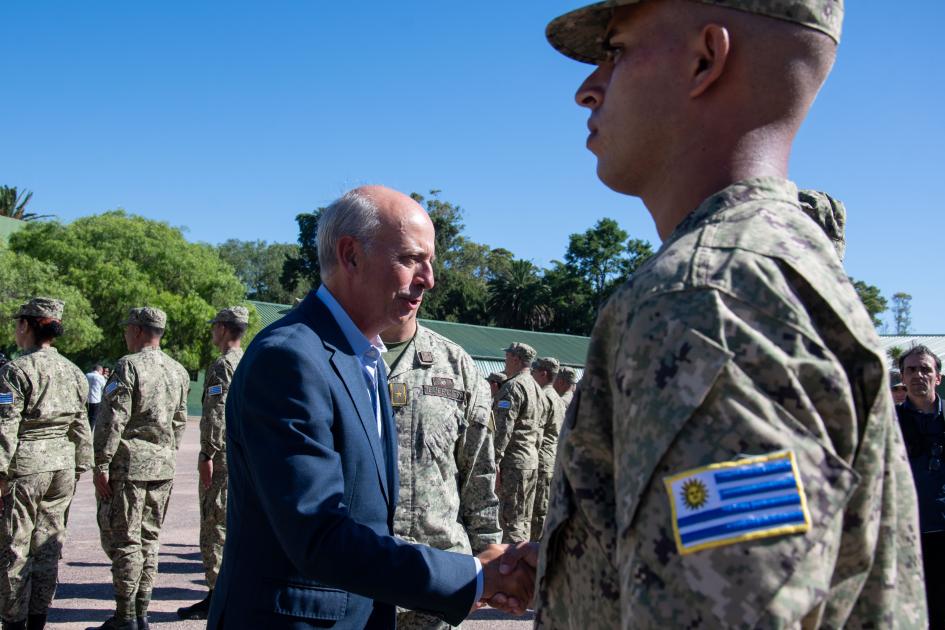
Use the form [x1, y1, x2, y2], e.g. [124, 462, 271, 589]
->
[0, 298, 92, 630]
[530, 357, 566, 541]
[380, 313, 502, 630]
[91, 307, 190, 630]
[177, 307, 247, 621]
[493, 342, 546, 544]
[503, 1, 927, 627]
[552, 366, 577, 408]
[487, 372, 506, 401]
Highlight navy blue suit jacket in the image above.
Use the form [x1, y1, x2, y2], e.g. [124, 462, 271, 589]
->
[207, 292, 478, 629]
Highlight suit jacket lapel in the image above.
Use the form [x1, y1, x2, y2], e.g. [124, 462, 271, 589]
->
[376, 360, 398, 513]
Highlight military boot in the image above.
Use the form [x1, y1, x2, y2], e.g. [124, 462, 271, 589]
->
[85, 617, 137, 630]
[26, 615, 45, 630]
[135, 616, 149, 630]
[176, 589, 212, 620]
[2, 619, 27, 630]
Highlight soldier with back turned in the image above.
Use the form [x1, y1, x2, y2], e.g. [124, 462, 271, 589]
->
[530, 357, 566, 541]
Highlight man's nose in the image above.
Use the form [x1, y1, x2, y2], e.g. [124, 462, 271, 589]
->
[417, 260, 435, 290]
[575, 64, 611, 109]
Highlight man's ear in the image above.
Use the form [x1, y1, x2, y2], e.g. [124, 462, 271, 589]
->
[337, 236, 359, 272]
[690, 23, 731, 98]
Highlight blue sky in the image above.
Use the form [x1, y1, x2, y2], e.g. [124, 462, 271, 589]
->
[3, 2, 943, 332]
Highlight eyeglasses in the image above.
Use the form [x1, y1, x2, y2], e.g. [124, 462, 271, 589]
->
[931, 442, 943, 472]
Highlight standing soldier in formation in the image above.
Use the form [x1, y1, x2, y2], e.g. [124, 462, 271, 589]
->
[380, 311, 501, 630]
[486, 372, 506, 401]
[552, 366, 577, 408]
[177, 307, 248, 621]
[530, 357, 566, 541]
[494, 0, 927, 627]
[0, 298, 92, 630]
[90, 307, 190, 630]
[493, 343, 546, 543]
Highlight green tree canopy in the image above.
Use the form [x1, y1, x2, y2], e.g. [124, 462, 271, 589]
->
[891, 292, 913, 335]
[217, 239, 304, 304]
[849, 277, 887, 328]
[281, 209, 323, 294]
[488, 260, 554, 331]
[0, 246, 101, 357]
[9, 211, 252, 371]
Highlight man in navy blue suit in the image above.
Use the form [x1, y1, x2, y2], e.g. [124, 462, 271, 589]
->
[207, 185, 533, 629]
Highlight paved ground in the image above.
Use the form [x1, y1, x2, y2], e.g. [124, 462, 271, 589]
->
[48, 418, 532, 629]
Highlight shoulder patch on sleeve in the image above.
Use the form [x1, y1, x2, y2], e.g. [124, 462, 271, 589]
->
[104, 381, 119, 397]
[0, 392, 13, 405]
[663, 450, 810, 555]
[497, 400, 511, 410]
[207, 384, 223, 396]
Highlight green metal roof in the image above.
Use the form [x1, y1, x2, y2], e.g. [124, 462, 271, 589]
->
[0, 215, 25, 245]
[248, 299, 590, 368]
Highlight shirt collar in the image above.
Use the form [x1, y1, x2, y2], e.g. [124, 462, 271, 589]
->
[316, 285, 387, 360]
[903, 394, 943, 417]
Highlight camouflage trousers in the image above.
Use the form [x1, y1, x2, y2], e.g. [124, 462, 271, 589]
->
[499, 467, 538, 543]
[397, 609, 454, 630]
[530, 471, 554, 541]
[199, 467, 226, 589]
[0, 469, 74, 622]
[97, 478, 173, 620]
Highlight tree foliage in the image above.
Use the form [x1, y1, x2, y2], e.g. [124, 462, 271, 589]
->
[217, 239, 304, 304]
[0, 186, 52, 221]
[891, 292, 913, 335]
[9, 211, 253, 371]
[849, 277, 887, 329]
[281, 209, 323, 294]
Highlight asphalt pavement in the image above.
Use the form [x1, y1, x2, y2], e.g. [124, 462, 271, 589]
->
[47, 418, 532, 629]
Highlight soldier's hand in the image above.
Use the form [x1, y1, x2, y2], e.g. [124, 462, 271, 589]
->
[485, 542, 540, 614]
[476, 543, 535, 616]
[199, 459, 213, 490]
[0, 479, 8, 511]
[93, 471, 112, 500]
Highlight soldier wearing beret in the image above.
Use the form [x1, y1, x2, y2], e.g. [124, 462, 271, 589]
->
[0, 298, 92, 630]
[494, 1, 925, 626]
[178, 307, 248, 620]
[493, 342, 546, 543]
[91, 307, 190, 630]
[552, 367, 578, 408]
[530, 357, 567, 541]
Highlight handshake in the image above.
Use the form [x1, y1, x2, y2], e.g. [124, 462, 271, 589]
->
[473, 542, 540, 615]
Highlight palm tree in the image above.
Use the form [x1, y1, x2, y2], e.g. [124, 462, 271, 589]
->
[488, 260, 554, 331]
[0, 186, 53, 221]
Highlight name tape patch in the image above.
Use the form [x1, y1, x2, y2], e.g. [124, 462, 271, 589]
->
[104, 382, 119, 396]
[422, 385, 465, 403]
[663, 450, 810, 555]
[497, 400, 511, 410]
[207, 384, 223, 396]
[0, 392, 13, 405]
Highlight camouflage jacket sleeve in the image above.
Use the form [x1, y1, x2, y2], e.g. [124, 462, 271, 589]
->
[0, 364, 27, 478]
[493, 380, 523, 465]
[93, 359, 135, 473]
[68, 368, 93, 472]
[173, 364, 190, 450]
[200, 357, 230, 459]
[456, 372, 502, 552]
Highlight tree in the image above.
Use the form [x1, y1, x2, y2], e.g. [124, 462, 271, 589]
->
[849, 277, 887, 328]
[0, 186, 53, 221]
[487, 260, 554, 330]
[281, 209, 323, 294]
[564, 218, 628, 301]
[891, 292, 913, 335]
[9, 211, 252, 371]
[0, 246, 102, 357]
[217, 239, 304, 304]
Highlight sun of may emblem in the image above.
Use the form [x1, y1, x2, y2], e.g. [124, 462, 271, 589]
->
[681, 478, 709, 510]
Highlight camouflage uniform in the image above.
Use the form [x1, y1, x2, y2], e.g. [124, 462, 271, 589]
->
[555, 366, 578, 408]
[531, 382, 566, 541]
[494, 353, 546, 543]
[385, 325, 501, 630]
[534, 178, 926, 628]
[94, 308, 190, 622]
[0, 337, 92, 624]
[199, 346, 242, 590]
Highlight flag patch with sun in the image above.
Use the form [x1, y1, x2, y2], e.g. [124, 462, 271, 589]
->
[662, 451, 810, 555]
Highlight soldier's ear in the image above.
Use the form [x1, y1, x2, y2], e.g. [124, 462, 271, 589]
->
[689, 23, 731, 98]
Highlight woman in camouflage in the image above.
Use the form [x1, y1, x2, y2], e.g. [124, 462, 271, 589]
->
[0, 298, 93, 630]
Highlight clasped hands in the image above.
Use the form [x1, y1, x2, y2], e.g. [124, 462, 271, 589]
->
[474, 541, 540, 616]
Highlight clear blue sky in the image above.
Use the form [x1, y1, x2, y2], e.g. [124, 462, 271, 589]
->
[3, 2, 943, 332]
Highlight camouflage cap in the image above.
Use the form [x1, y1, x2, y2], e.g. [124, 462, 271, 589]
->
[13, 297, 64, 320]
[503, 342, 538, 364]
[210, 306, 249, 325]
[546, 0, 843, 64]
[556, 366, 579, 384]
[533, 356, 561, 373]
[122, 306, 167, 330]
[890, 371, 905, 388]
[487, 372, 507, 384]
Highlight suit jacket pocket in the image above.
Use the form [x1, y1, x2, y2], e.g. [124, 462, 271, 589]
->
[264, 580, 349, 621]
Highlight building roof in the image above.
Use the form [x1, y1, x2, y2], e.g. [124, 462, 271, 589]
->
[248, 299, 590, 373]
[0, 215, 25, 244]
[878, 335, 945, 367]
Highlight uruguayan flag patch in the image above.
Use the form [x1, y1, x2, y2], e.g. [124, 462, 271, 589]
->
[104, 381, 119, 396]
[497, 400, 511, 410]
[207, 384, 223, 396]
[0, 392, 13, 405]
[663, 450, 810, 555]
